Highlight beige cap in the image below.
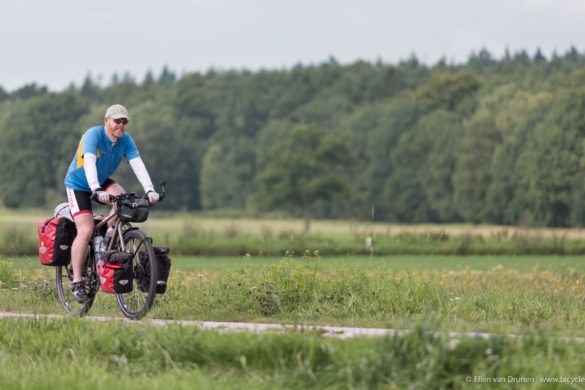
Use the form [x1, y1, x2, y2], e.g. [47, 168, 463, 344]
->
[104, 104, 129, 119]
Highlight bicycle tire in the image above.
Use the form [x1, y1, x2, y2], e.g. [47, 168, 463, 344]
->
[115, 229, 157, 320]
[56, 253, 98, 317]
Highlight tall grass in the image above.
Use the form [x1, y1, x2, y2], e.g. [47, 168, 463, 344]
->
[2, 258, 585, 335]
[3, 257, 585, 388]
[167, 228, 585, 256]
[0, 318, 584, 389]
[5, 213, 585, 256]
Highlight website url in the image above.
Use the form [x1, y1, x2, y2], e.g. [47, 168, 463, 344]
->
[539, 376, 585, 384]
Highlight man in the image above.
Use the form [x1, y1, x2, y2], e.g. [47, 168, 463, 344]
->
[64, 104, 159, 303]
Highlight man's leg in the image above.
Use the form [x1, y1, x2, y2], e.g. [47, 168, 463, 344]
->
[104, 181, 125, 226]
[71, 213, 93, 282]
[67, 188, 95, 282]
[66, 188, 94, 303]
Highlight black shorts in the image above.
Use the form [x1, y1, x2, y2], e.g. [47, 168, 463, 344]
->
[66, 179, 116, 218]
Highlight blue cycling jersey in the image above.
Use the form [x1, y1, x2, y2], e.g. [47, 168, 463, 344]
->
[64, 125, 140, 192]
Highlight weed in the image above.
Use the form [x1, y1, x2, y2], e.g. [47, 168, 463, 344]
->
[0, 260, 18, 289]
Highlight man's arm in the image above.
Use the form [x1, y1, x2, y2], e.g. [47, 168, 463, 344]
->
[84, 153, 110, 203]
[129, 157, 159, 203]
[83, 153, 101, 191]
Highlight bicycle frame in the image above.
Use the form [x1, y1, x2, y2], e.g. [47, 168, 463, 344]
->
[93, 212, 128, 252]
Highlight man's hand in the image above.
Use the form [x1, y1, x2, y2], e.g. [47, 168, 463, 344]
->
[91, 189, 110, 204]
[146, 191, 160, 204]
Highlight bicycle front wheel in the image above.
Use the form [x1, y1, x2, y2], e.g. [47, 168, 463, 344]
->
[115, 229, 157, 320]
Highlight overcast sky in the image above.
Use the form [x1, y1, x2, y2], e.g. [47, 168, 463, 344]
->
[1, 0, 584, 92]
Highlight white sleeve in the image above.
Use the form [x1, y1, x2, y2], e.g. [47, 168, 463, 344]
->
[129, 157, 155, 193]
[83, 153, 101, 191]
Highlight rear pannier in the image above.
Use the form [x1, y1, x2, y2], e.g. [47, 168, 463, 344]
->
[137, 247, 172, 294]
[37, 217, 76, 266]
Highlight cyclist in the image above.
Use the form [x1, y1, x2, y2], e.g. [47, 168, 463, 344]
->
[64, 104, 159, 303]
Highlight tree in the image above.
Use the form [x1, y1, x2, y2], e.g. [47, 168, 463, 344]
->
[412, 69, 483, 111]
[254, 125, 354, 232]
[342, 96, 421, 220]
[483, 89, 553, 224]
[384, 110, 461, 222]
[80, 73, 99, 98]
[452, 108, 501, 223]
[0, 86, 8, 102]
[515, 89, 585, 226]
[0, 93, 88, 207]
[126, 100, 205, 210]
[200, 138, 256, 210]
[158, 66, 176, 86]
[11, 83, 48, 100]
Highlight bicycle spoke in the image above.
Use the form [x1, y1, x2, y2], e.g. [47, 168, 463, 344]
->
[115, 229, 157, 319]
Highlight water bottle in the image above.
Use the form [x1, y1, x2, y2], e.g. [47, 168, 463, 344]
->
[104, 226, 115, 246]
[94, 235, 105, 261]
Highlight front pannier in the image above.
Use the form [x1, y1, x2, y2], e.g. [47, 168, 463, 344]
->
[98, 251, 133, 293]
[117, 197, 149, 223]
[37, 217, 76, 266]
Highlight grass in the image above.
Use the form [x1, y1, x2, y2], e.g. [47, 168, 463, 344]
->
[2, 255, 585, 335]
[7, 253, 585, 273]
[3, 251, 585, 388]
[8, 206, 585, 237]
[6, 209, 585, 256]
[1, 317, 585, 389]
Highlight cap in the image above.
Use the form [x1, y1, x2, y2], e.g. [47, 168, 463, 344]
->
[104, 104, 129, 119]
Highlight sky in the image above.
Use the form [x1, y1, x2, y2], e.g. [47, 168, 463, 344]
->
[1, 0, 584, 92]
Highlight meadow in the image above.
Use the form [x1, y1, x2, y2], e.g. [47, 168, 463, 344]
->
[8, 253, 585, 273]
[3, 211, 585, 388]
[2, 255, 585, 388]
[2, 253, 585, 334]
[3, 317, 585, 389]
[4, 209, 585, 256]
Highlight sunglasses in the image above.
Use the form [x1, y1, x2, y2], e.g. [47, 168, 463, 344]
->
[113, 118, 128, 125]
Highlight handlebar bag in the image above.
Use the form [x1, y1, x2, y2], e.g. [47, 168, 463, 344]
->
[117, 197, 149, 222]
[37, 217, 76, 266]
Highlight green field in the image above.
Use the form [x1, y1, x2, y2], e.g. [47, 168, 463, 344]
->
[2, 317, 584, 389]
[4, 213, 585, 388]
[3, 253, 585, 388]
[6, 210, 585, 256]
[7, 253, 585, 273]
[3, 252, 585, 389]
[2, 254, 585, 332]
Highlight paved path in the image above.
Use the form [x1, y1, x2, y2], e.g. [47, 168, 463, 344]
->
[3, 311, 584, 343]
[0, 311, 501, 340]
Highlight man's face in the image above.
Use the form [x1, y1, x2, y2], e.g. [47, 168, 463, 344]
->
[104, 117, 128, 140]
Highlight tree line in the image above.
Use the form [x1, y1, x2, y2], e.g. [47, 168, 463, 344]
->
[2, 48, 585, 228]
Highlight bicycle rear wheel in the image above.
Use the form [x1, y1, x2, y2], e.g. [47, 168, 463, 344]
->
[56, 254, 97, 316]
[115, 229, 157, 320]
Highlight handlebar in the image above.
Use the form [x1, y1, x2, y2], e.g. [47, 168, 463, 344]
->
[91, 180, 166, 205]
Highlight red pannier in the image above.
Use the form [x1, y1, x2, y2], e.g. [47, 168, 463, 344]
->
[98, 251, 133, 294]
[37, 217, 76, 266]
